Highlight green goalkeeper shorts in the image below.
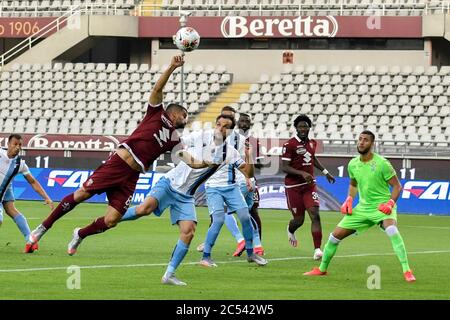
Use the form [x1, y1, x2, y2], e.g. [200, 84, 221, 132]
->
[337, 206, 397, 234]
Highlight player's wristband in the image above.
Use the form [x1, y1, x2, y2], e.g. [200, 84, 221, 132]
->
[322, 169, 329, 175]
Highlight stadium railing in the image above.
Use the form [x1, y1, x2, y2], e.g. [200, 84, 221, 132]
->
[0, 2, 137, 17]
[0, 1, 449, 17]
[136, 1, 450, 16]
[0, 5, 81, 67]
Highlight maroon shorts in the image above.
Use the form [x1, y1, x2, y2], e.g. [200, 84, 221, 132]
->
[285, 184, 319, 217]
[82, 153, 140, 214]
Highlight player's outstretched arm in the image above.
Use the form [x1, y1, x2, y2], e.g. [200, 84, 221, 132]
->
[149, 55, 184, 106]
[313, 155, 335, 184]
[175, 150, 212, 169]
[24, 173, 54, 210]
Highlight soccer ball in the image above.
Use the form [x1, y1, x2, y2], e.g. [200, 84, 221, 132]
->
[173, 27, 200, 52]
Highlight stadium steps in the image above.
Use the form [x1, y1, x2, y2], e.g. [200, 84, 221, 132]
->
[140, 0, 162, 16]
[195, 83, 251, 123]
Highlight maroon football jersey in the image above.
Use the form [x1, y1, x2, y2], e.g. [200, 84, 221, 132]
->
[119, 104, 180, 172]
[281, 136, 317, 186]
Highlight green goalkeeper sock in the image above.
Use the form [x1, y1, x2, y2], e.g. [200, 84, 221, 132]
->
[319, 234, 340, 272]
[386, 226, 411, 273]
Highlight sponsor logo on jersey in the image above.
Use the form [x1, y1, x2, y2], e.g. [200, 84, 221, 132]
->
[153, 127, 171, 147]
[303, 151, 312, 164]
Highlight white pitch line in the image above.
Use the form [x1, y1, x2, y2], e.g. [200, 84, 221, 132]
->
[25, 217, 450, 230]
[1, 250, 450, 273]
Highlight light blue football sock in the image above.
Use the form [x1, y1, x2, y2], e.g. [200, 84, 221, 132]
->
[236, 208, 254, 256]
[165, 239, 189, 275]
[13, 213, 31, 240]
[250, 216, 262, 247]
[203, 210, 225, 256]
[120, 206, 138, 222]
[224, 213, 244, 242]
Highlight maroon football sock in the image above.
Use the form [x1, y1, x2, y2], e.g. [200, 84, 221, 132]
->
[312, 230, 323, 249]
[78, 217, 110, 239]
[42, 193, 79, 229]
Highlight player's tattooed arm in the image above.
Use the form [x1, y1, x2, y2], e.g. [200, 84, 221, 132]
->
[149, 55, 184, 106]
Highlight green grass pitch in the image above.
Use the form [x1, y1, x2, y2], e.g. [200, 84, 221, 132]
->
[0, 200, 449, 300]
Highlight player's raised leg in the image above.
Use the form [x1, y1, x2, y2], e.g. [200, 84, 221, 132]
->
[29, 189, 91, 245]
[68, 205, 122, 255]
[120, 196, 159, 222]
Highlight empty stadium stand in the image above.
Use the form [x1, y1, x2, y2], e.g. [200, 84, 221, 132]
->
[0, 62, 232, 135]
[229, 64, 450, 148]
[1, 61, 449, 152]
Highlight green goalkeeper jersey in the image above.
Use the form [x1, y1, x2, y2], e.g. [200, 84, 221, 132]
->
[348, 153, 396, 211]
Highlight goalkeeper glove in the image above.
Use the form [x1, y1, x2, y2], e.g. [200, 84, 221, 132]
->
[340, 196, 353, 215]
[378, 199, 395, 215]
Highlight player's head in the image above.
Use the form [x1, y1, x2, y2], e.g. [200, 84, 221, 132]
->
[357, 130, 375, 155]
[166, 103, 188, 129]
[214, 114, 236, 143]
[221, 106, 236, 118]
[7, 134, 23, 157]
[293, 114, 312, 141]
[238, 113, 252, 133]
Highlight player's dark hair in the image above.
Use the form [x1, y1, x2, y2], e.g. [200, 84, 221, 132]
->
[221, 106, 236, 114]
[166, 103, 188, 115]
[239, 113, 251, 120]
[361, 130, 375, 141]
[8, 134, 22, 142]
[293, 114, 312, 128]
[216, 114, 236, 129]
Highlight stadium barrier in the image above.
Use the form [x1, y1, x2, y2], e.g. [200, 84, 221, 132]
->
[12, 167, 450, 215]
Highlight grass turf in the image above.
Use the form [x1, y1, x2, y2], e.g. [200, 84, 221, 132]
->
[0, 200, 449, 300]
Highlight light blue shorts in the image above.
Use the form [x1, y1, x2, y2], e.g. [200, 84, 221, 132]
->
[0, 185, 15, 222]
[1, 185, 15, 202]
[206, 185, 247, 215]
[148, 177, 197, 225]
